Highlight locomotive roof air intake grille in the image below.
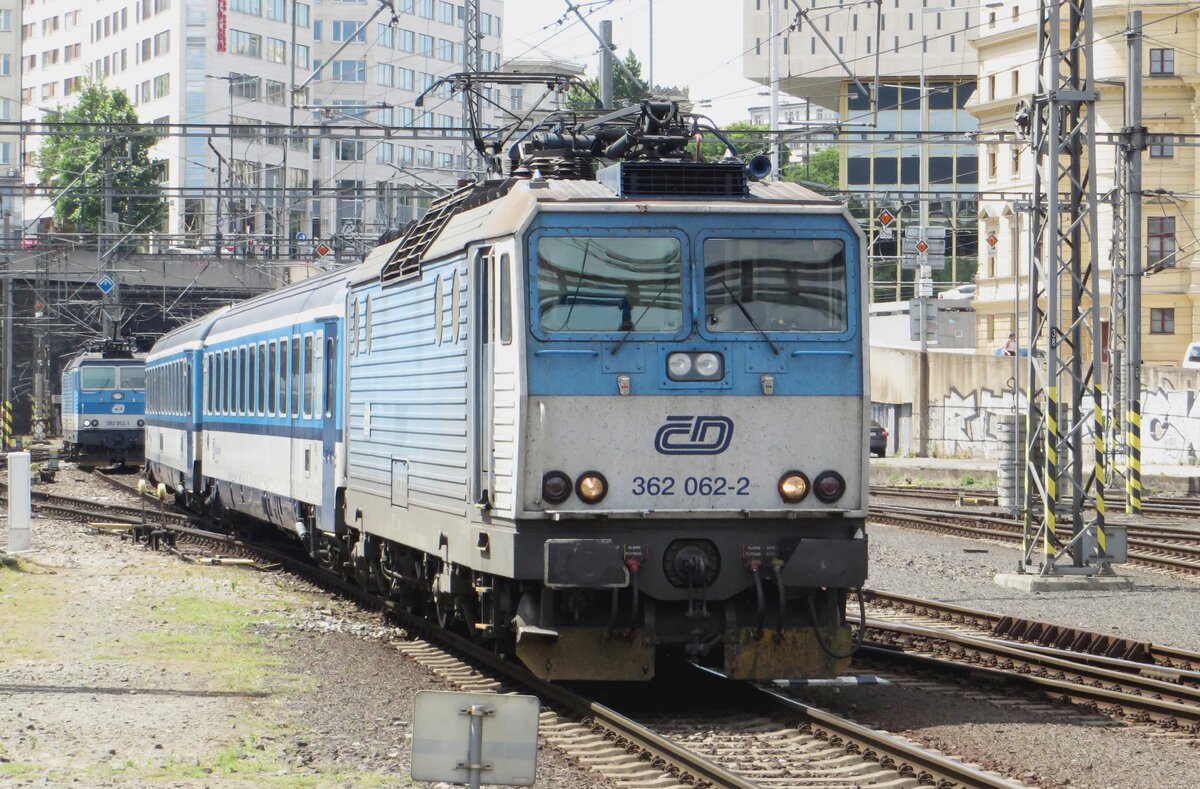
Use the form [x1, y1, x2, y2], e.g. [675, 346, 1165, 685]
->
[598, 161, 748, 198]
[380, 183, 477, 285]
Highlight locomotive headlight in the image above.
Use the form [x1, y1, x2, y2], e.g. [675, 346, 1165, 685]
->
[814, 471, 846, 503]
[667, 353, 693, 379]
[137, 419, 145, 427]
[111, 392, 123, 401]
[575, 471, 608, 504]
[541, 471, 572, 504]
[694, 352, 723, 379]
[778, 471, 810, 503]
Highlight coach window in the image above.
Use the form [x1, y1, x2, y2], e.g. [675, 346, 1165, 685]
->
[225, 350, 232, 414]
[246, 347, 253, 414]
[241, 347, 248, 414]
[267, 341, 277, 416]
[184, 362, 191, 416]
[278, 338, 289, 416]
[291, 334, 301, 416]
[302, 334, 313, 418]
[703, 238, 848, 333]
[256, 343, 265, 414]
[212, 355, 220, 415]
[324, 336, 335, 418]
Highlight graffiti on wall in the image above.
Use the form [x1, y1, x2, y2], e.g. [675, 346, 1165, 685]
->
[921, 373, 1200, 464]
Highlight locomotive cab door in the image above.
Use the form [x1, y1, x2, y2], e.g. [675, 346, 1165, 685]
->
[469, 246, 494, 511]
[469, 243, 518, 516]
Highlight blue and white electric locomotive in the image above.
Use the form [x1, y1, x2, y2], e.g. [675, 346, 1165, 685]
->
[146, 102, 869, 681]
[61, 343, 146, 465]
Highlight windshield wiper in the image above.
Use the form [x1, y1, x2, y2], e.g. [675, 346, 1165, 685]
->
[610, 280, 674, 355]
[717, 278, 779, 355]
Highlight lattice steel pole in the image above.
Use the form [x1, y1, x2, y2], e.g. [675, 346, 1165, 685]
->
[1022, 0, 1109, 576]
[461, 0, 482, 178]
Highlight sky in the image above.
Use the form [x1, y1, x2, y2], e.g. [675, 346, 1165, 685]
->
[501, 0, 764, 124]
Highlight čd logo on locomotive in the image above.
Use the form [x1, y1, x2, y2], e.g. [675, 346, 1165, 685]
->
[653, 416, 734, 455]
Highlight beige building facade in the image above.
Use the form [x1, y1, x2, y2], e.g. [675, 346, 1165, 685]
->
[0, 0, 21, 242]
[970, 2, 1197, 365]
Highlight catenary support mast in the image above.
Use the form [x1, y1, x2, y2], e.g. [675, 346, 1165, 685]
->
[1022, 0, 1110, 576]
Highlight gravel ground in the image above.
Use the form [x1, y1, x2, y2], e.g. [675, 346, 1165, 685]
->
[815, 517, 1200, 789]
[866, 520, 1200, 651]
[0, 464, 607, 788]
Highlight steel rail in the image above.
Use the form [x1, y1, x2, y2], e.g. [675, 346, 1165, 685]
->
[866, 618, 1200, 713]
[861, 588, 1200, 670]
[859, 643, 1200, 732]
[743, 678, 1027, 789]
[870, 504, 1200, 575]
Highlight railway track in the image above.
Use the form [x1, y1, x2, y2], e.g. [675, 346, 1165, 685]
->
[37, 476, 1021, 788]
[873, 484, 1200, 520]
[870, 502, 1200, 576]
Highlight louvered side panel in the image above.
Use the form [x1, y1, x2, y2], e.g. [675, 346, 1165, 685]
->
[347, 257, 470, 517]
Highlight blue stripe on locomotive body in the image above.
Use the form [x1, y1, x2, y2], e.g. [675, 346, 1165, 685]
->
[524, 212, 863, 398]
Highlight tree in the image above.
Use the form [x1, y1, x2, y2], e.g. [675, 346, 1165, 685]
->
[783, 146, 839, 189]
[567, 49, 648, 110]
[38, 80, 166, 236]
[698, 122, 791, 166]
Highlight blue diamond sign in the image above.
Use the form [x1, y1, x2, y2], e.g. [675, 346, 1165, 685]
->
[97, 276, 115, 295]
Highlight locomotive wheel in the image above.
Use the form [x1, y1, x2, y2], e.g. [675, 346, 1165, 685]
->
[435, 594, 456, 630]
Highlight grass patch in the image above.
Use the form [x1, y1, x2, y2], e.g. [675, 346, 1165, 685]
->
[0, 567, 71, 661]
[0, 762, 38, 778]
[99, 593, 293, 692]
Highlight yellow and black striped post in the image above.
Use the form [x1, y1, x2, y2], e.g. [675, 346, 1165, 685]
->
[1092, 386, 1107, 561]
[1043, 386, 1058, 564]
[1, 400, 10, 451]
[1127, 400, 1141, 515]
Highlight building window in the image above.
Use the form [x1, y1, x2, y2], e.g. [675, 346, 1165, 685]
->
[332, 20, 365, 43]
[1149, 134, 1174, 158]
[510, 88, 523, 111]
[231, 0, 261, 14]
[229, 30, 262, 58]
[1148, 216, 1176, 270]
[1150, 307, 1175, 334]
[331, 60, 366, 82]
[266, 37, 286, 63]
[1150, 48, 1174, 76]
[153, 73, 170, 99]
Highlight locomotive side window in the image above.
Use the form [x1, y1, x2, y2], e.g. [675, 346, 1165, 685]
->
[703, 238, 848, 332]
[535, 237, 683, 333]
[499, 253, 512, 345]
[349, 300, 358, 356]
[364, 296, 373, 354]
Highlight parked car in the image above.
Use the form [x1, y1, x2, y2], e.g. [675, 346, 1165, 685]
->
[1183, 342, 1200, 369]
[938, 284, 976, 301]
[870, 420, 889, 457]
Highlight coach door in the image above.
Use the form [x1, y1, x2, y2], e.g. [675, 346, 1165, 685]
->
[319, 320, 338, 527]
